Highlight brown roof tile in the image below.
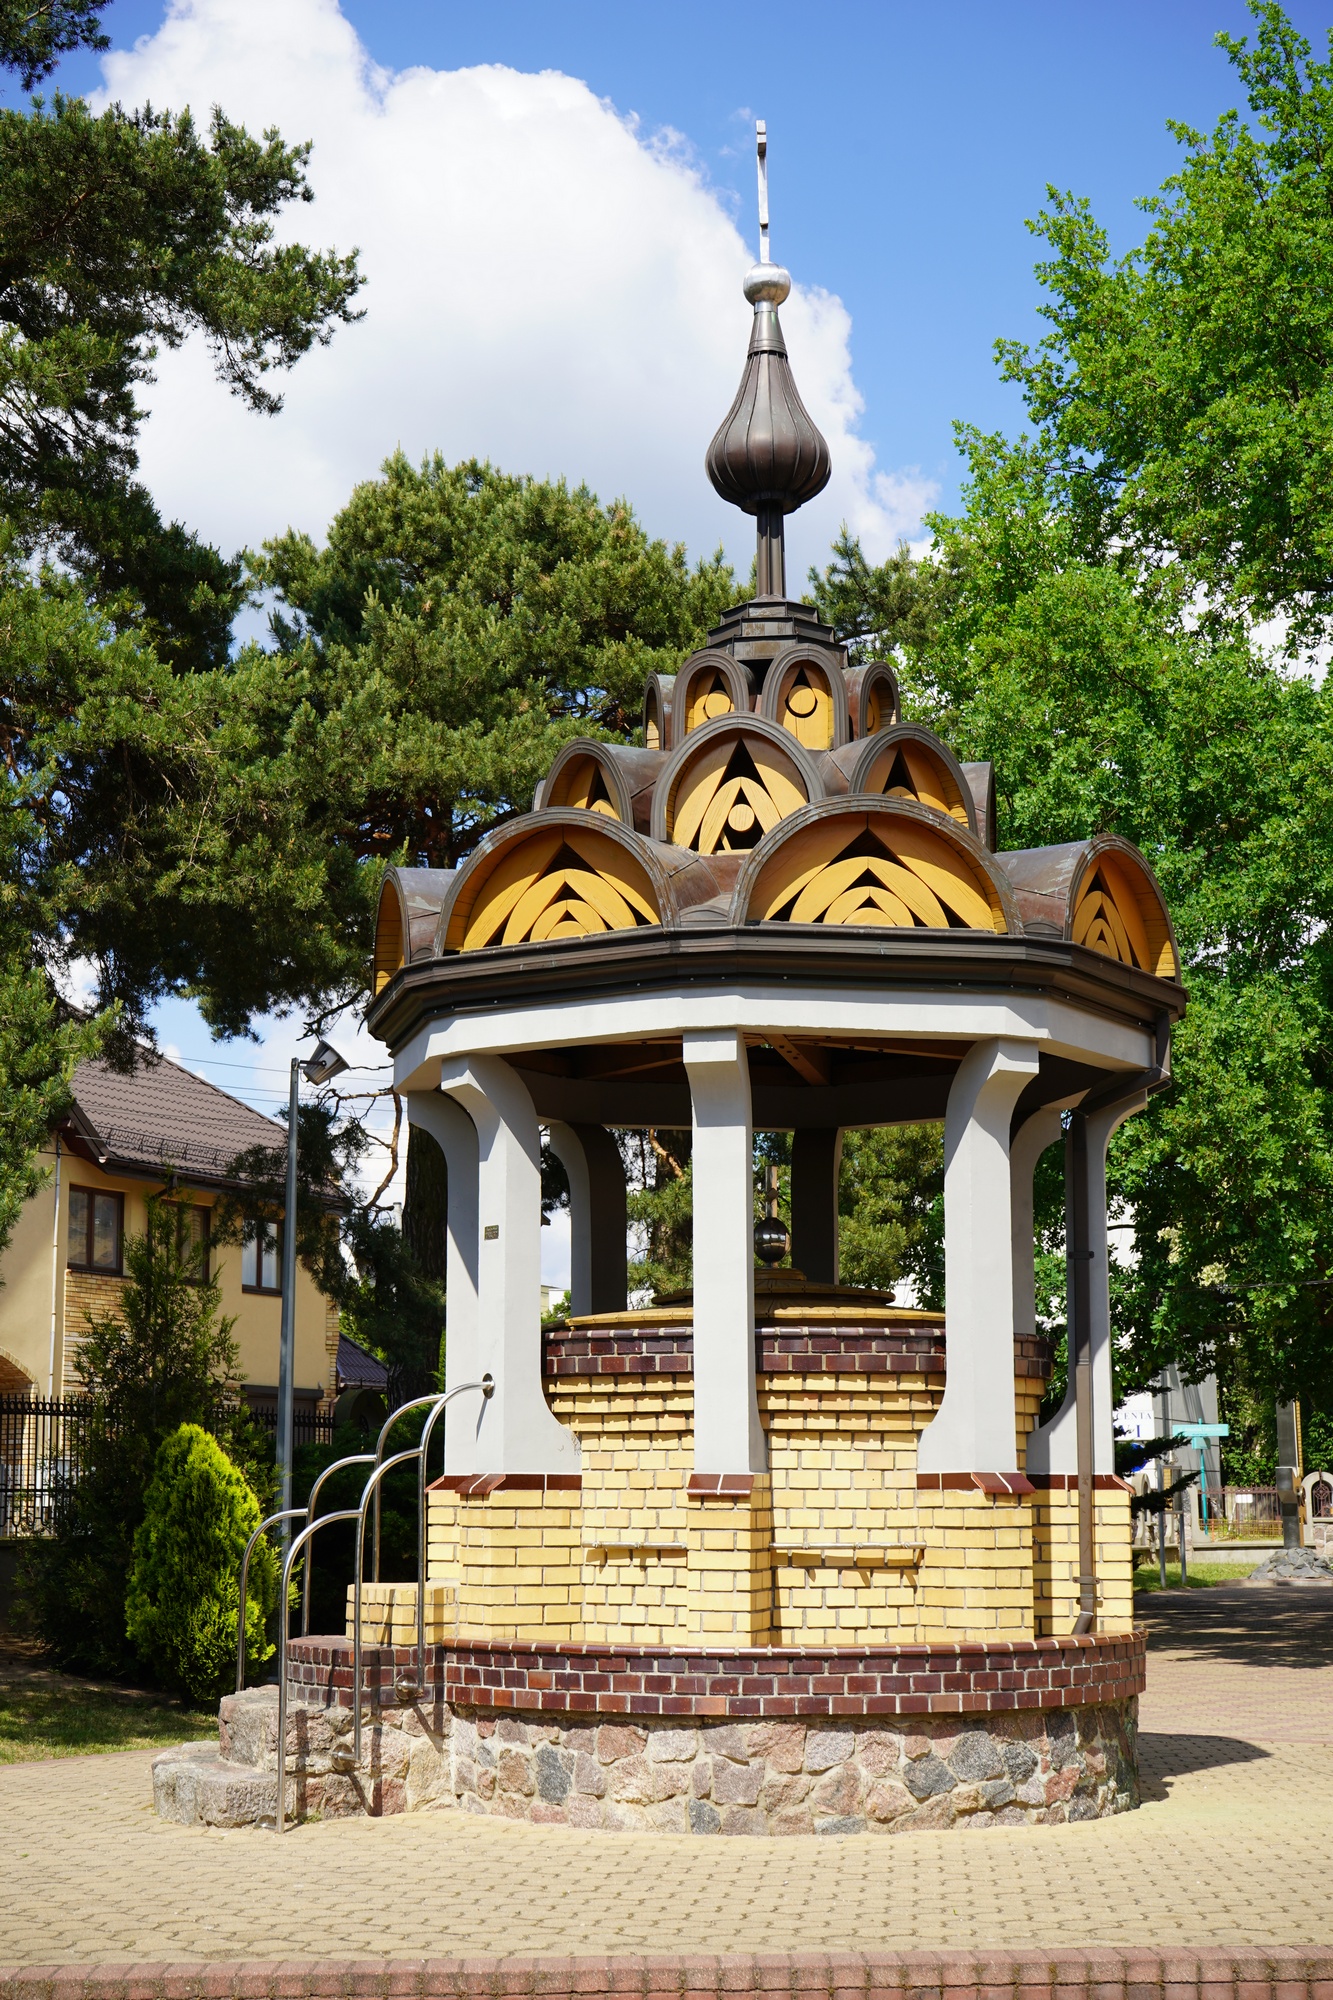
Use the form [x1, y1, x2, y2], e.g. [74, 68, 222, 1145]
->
[67, 1053, 286, 1184]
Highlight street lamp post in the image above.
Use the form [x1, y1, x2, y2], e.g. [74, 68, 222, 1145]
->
[276, 1038, 349, 1554]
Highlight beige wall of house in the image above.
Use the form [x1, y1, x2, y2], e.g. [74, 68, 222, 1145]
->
[0, 1139, 338, 1402]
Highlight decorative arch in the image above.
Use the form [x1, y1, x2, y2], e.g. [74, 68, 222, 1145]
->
[439, 814, 665, 953]
[848, 725, 977, 836]
[0, 1347, 34, 1397]
[535, 740, 633, 823]
[373, 878, 403, 996]
[734, 800, 1016, 935]
[373, 868, 454, 994]
[675, 650, 753, 738]
[758, 644, 849, 752]
[651, 715, 823, 854]
[1069, 840, 1178, 979]
[642, 673, 674, 752]
[846, 661, 900, 737]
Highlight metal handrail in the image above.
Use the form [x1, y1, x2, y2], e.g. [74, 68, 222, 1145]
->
[352, 1447, 424, 1767]
[414, 1394, 452, 1690]
[275, 1508, 360, 1835]
[369, 1394, 446, 1583]
[263, 1373, 494, 1830]
[300, 1453, 376, 1636]
[235, 1507, 307, 1693]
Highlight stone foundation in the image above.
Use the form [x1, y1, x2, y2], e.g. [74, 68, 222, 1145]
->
[153, 1629, 1142, 1832]
[448, 1702, 1139, 1833]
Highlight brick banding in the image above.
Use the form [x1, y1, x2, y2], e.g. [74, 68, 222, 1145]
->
[5, 1947, 1330, 1999]
[543, 1321, 1054, 1380]
[285, 1629, 1144, 1719]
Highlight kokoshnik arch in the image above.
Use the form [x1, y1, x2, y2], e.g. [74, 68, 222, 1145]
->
[351, 125, 1184, 1833]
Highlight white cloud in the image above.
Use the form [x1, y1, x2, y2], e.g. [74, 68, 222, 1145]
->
[95, 0, 933, 583]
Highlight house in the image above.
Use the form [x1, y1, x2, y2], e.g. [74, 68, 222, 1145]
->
[0, 1053, 340, 1416]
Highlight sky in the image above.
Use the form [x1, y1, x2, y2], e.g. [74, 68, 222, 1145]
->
[34, 0, 1333, 1282]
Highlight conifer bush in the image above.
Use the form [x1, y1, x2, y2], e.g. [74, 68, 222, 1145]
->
[125, 1423, 277, 1703]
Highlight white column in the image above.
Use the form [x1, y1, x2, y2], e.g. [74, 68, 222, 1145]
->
[683, 1029, 766, 1475]
[438, 1054, 579, 1474]
[1010, 1105, 1065, 1345]
[546, 1121, 628, 1317]
[917, 1037, 1039, 1474]
[405, 1090, 481, 1477]
[1027, 1091, 1145, 1477]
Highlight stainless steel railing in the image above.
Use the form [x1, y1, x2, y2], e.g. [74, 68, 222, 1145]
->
[250, 1374, 493, 1833]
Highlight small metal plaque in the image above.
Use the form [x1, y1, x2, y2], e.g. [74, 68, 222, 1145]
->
[483, 1223, 499, 1240]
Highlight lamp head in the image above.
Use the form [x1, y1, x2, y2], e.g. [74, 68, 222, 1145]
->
[302, 1039, 349, 1086]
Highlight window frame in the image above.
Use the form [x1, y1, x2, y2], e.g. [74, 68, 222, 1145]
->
[155, 1200, 212, 1284]
[66, 1185, 125, 1276]
[241, 1218, 283, 1296]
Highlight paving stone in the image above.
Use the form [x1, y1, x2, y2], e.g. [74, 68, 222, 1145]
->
[1, 1588, 1332, 1971]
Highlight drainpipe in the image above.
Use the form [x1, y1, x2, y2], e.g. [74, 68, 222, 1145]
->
[1069, 1014, 1172, 1634]
[47, 1132, 63, 1396]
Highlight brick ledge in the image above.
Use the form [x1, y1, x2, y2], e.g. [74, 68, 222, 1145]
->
[3, 1946, 1330, 2000]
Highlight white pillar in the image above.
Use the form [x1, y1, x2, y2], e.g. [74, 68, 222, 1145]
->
[916, 1037, 1039, 1474]
[546, 1121, 628, 1316]
[1010, 1105, 1065, 1343]
[405, 1090, 481, 1477]
[438, 1054, 579, 1474]
[1026, 1090, 1145, 1477]
[683, 1029, 766, 1474]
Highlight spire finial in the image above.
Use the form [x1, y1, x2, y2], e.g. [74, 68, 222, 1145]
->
[756, 118, 769, 265]
[704, 120, 831, 600]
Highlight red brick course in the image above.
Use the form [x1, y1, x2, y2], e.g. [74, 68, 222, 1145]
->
[542, 1322, 1052, 1381]
[3, 1948, 1329, 2000]
[285, 1631, 1144, 1720]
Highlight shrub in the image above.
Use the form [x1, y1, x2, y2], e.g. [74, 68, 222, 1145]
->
[125, 1424, 278, 1703]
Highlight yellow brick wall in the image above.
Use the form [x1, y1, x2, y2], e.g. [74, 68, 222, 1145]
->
[426, 1487, 582, 1642]
[344, 1579, 457, 1644]
[1032, 1486, 1135, 1636]
[423, 1356, 1132, 1650]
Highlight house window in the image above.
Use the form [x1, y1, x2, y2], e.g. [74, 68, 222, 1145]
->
[157, 1202, 211, 1282]
[67, 1187, 123, 1274]
[242, 1220, 282, 1294]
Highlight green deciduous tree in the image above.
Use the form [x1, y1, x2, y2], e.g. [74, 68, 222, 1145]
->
[811, 418, 1333, 1419]
[997, 0, 1333, 652]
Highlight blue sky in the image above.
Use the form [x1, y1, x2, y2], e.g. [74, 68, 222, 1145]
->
[41, 0, 1333, 525]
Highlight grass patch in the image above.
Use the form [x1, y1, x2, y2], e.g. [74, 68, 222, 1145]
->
[0, 1654, 214, 1762]
[1133, 1560, 1257, 1593]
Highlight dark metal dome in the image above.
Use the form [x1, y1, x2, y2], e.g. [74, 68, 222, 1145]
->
[705, 289, 831, 518]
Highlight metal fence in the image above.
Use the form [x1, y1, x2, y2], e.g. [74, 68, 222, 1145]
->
[1208, 1485, 1283, 1537]
[0, 1394, 334, 1539]
[0, 1396, 96, 1538]
[246, 1404, 334, 1451]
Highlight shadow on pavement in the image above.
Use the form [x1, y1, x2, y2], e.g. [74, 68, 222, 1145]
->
[1137, 1582, 1333, 1669]
[1137, 1729, 1270, 1802]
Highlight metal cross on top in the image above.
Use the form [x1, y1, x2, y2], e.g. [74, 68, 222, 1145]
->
[756, 119, 770, 265]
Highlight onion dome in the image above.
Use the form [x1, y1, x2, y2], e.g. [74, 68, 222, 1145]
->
[705, 124, 830, 598]
[706, 263, 831, 517]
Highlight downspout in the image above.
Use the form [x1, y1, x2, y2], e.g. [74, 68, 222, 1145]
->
[1070, 1012, 1173, 1634]
[47, 1132, 63, 1396]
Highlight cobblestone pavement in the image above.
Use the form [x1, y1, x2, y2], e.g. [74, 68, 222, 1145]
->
[1, 1588, 1330, 1966]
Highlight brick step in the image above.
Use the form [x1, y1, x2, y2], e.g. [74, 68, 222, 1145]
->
[343, 1579, 456, 1645]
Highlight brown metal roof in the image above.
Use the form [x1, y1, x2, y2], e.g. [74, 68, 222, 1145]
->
[66, 1053, 286, 1185]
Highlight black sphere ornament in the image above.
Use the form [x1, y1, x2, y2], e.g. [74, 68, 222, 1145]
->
[754, 1215, 790, 1267]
